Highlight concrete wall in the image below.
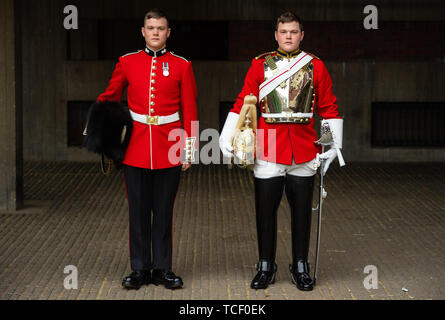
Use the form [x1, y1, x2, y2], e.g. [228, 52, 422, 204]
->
[21, 0, 66, 161]
[0, 0, 23, 210]
[19, 0, 445, 162]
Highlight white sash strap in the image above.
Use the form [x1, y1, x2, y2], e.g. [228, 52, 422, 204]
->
[259, 52, 313, 101]
[130, 110, 180, 125]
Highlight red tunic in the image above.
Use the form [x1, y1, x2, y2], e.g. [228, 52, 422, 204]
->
[97, 49, 198, 169]
[231, 51, 340, 165]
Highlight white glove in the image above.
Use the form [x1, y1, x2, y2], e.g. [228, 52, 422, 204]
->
[315, 118, 345, 175]
[219, 112, 240, 159]
[316, 149, 337, 175]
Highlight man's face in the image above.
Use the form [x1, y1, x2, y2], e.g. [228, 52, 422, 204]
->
[141, 17, 171, 50]
[275, 21, 304, 53]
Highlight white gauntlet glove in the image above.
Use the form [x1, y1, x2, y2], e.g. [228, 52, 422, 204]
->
[316, 118, 345, 175]
[219, 112, 240, 159]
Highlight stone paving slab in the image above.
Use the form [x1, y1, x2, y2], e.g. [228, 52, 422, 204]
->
[0, 161, 444, 300]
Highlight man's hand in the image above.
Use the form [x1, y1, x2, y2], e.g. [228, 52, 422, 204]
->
[317, 149, 337, 176]
[219, 137, 234, 159]
[219, 112, 240, 159]
[182, 163, 192, 171]
[314, 118, 345, 176]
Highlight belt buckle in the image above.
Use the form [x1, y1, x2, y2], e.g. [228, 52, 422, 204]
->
[146, 115, 159, 125]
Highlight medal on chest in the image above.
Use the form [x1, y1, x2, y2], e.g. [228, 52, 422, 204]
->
[162, 62, 170, 77]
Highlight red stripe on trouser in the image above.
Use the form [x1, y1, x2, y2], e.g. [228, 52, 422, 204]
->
[122, 173, 132, 270]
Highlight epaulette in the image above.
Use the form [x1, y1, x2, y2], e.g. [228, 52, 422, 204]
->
[170, 52, 189, 62]
[121, 50, 142, 58]
[255, 51, 276, 60]
[306, 52, 321, 60]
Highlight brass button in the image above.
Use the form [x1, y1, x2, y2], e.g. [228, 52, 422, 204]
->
[151, 94, 155, 99]
[151, 79, 155, 84]
[151, 87, 155, 91]
[152, 66, 157, 70]
[150, 108, 155, 113]
[151, 101, 155, 106]
[152, 73, 156, 77]
[153, 59, 157, 64]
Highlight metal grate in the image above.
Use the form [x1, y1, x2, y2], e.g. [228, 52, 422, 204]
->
[371, 102, 445, 147]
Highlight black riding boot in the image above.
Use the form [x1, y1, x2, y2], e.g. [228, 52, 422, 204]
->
[289, 260, 313, 291]
[251, 260, 277, 289]
[252, 176, 285, 289]
[285, 174, 315, 291]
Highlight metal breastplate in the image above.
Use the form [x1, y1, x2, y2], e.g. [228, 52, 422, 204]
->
[260, 55, 314, 124]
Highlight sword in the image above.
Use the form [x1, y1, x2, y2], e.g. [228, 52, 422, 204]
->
[311, 122, 331, 285]
[312, 146, 326, 286]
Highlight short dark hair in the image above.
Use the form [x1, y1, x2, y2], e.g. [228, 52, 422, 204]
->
[143, 8, 169, 27]
[276, 11, 303, 31]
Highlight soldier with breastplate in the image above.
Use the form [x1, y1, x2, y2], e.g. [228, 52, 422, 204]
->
[220, 11, 344, 291]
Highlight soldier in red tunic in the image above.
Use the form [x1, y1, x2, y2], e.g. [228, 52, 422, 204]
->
[220, 12, 344, 291]
[97, 9, 198, 290]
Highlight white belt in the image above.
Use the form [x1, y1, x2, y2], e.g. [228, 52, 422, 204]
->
[262, 112, 313, 118]
[130, 110, 180, 125]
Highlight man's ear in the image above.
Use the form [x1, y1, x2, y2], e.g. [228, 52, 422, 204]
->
[274, 31, 278, 42]
[167, 28, 171, 39]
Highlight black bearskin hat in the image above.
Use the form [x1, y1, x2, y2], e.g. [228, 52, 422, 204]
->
[83, 100, 133, 168]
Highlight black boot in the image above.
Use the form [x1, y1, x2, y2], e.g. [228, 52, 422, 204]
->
[254, 176, 285, 265]
[285, 175, 315, 291]
[290, 260, 313, 291]
[152, 269, 183, 289]
[251, 260, 277, 289]
[122, 270, 151, 290]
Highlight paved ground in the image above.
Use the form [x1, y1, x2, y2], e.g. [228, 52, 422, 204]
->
[0, 161, 444, 300]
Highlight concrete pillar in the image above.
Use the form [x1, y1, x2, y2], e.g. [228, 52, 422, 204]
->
[0, 0, 23, 211]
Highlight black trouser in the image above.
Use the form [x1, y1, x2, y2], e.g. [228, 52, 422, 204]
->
[123, 164, 181, 271]
[254, 174, 315, 263]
